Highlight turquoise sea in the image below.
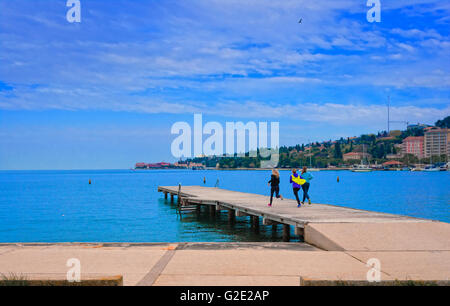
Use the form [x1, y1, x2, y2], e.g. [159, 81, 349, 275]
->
[0, 169, 448, 243]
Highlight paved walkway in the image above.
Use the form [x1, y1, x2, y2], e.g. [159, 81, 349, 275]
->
[0, 243, 448, 285]
[306, 222, 450, 251]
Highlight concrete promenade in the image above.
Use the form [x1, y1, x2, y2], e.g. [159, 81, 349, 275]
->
[0, 242, 448, 285]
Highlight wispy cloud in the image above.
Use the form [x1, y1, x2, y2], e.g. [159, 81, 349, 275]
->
[0, 1, 449, 121]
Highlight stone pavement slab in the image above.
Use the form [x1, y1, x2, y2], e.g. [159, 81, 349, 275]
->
[0, 243, 170, 286]
[347, 251, 450, 281]
[305, 222, 450, 251]
[1, 243, 449, 286]
[154, 275, 300, 286]
[159, 249, 379, 283]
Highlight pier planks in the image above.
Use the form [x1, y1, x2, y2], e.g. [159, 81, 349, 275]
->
[158, 185, 429, 230]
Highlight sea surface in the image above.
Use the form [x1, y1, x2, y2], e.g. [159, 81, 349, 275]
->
[0, 169, 448, 243]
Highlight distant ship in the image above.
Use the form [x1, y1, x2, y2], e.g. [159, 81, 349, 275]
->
[351, 144, 372, 172]
[423, 166, 440, 172]
[351, 163, 373, 172]
[308, 168, 321, 172]
[411, 167, 424, 171]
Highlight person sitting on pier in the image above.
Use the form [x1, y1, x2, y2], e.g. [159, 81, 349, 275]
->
[290, 168, 306, 207]
[268, 169, 283, 207]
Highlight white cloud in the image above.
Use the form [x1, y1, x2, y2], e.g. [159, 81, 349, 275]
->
[0, 0, 449, 115]
[391, 28, 443, 40]
[202, 101, 450, 125]
[396, 43, 415, 52]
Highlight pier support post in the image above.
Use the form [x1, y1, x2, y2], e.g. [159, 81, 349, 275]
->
[294, 227, 304, 237]
[228, 209, 235, 223]
[283, 224, 291, 242]
[164, 192, 168, 200]
[262, 218, 274, 225]
[210, 205, 216, 217]
[235, 210, 247, 217]
[170, 194, 174, 204]
[251, 216, 260, 233]
[272, 223, 278, 234]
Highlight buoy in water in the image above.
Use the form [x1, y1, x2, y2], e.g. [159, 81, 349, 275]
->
[337, 176, 340, 183]
[89, 179, 91, 184]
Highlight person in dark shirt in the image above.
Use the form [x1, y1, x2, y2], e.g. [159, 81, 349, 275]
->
[290, 168, 302, 207]
[268, 170, 283, 207]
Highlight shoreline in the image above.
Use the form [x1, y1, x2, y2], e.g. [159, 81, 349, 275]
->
[136, 167, 449, 171]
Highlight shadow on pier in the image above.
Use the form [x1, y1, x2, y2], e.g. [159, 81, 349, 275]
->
[158, 198, 301, 243]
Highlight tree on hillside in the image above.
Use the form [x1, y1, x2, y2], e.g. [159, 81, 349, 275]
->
[334, 143, 343, 159]
[401, 127, 424, 139]
[435, 116, 450, 128]
[360, 134, 376, 144]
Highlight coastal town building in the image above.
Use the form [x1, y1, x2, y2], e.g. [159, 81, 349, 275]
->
[424, 128, 449, 158]
[377, 136, 396, 141]
[389, 130, 402, 137]
[402, 136, 424, 159]
[382, 160, 403, 168]
[343, 152, 371, 161]
[386, 153, 403, 159]
[188, 162, 205, 169]
[135, 162, 205, 170]
[135, 162, 173, 169]
[174, 162, 189, 168]
[135, 162, 147, 169]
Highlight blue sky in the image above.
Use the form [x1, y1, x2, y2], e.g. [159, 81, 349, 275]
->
[0, 0, 449, 169]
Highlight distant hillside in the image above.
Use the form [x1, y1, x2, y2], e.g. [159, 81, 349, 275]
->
[182, 117, 448, 168]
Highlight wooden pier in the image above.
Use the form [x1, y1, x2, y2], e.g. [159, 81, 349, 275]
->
[158, 185, 429, 242]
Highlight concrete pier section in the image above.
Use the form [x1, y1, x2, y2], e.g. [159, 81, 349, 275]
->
[305, 222, 450, 252]
[156, 185, 450, 285]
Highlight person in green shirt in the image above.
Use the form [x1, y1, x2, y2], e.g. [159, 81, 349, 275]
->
[300, 167, 313, 205]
